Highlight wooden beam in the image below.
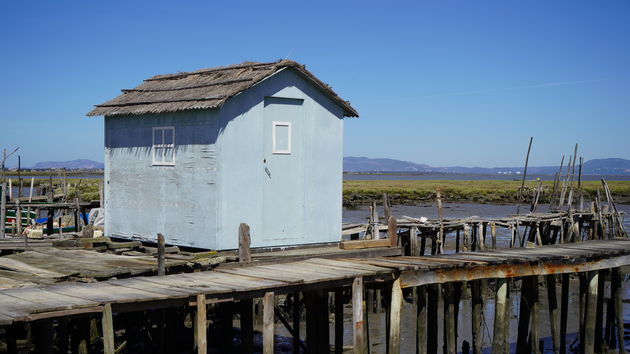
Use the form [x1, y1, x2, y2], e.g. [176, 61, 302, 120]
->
[388, 278, 403, 354]
[195, 294, 207, 354]
[340, 239, 391, 250]
[353, 277, 367, 354]
[263, 292, 274, 354]
[102, 303, 115, 354]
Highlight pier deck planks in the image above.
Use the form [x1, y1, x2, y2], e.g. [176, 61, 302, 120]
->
[0, 239, 629, 325]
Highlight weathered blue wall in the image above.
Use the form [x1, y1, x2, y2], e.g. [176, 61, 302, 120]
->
[104, 68, 344, 249]
[104, 110, 219, 247]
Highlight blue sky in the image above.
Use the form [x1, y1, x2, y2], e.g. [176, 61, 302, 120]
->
[1, 1, 629, 168]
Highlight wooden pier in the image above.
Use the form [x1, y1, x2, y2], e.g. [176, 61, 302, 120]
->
[1, 239, 629, 353]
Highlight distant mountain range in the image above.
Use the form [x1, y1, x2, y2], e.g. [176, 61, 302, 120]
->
[344, 157, 630, 176]
[32, 159, 104, 169]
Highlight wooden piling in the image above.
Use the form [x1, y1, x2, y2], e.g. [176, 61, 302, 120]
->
[102, 303, 115, 354]
[492, 278, 509, 354]
[427, 284, 439, 354]
[471, 280, 484, 354]
[443, 283, 457, 354]
[583, 271, 598, 354]
[292, 293, 300, 354]
[195, 294, 207, 354]
[353, 277, 367, 354]
[388, 278, 403, 354]
[416, 286, 427, 354]
[545, 275, 560, 354]
[240, 299, 254, 354]
[335, 289, 344, 354]
[516, 276, 536, 354]
[388, 216, 398, 247]
[530, 277, 540, 354]
[410, 226, 419, 256]
[263, 292, 274, 354]
[0, 183, 5, 238]
[612, 268, 624, 354]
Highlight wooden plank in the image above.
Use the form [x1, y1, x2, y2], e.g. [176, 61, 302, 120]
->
[388, 278, 402, 354]
[300, 258, 388, 273]
[216, 267, 306, 284]
[0, 257, 67, 277]
[108, 278, 194, 298]
[339, 239, 391, 250]
[0, 287, 95, 311]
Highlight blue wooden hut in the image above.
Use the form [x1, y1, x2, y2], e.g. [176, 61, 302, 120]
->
[88, 60, 358, 250]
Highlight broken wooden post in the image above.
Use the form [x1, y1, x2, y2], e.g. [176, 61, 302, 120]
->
[239, 223, 252, 262]
[383, 193, 391, 221]
[15, 200, 21, 237]
[388, 216, 398, 247]
[388, 278, 402, 354]
[195, 294, 207, 354]
[410, 226, 419, 256]
[583, 271, 598, 354]
[443, 283, 457, 354]
[490, 222, 497, 249]
[416, 286, 427, 354]
[352, 277, 366, 354]
[157, 233, 166, 276]
[102, 303, 115, 354]
[492, 278, 509, 353]
[263, 292, 274, 354]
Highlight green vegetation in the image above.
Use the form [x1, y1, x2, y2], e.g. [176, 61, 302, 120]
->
[3, 178, 101, 202]
[3, 170, 103, 177]
[343, 180, 630, 207]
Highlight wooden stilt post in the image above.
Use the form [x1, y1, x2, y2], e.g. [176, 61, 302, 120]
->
[353, 277, 367, 354]
[195, 294, 207, 354]
[530, 277, 540, 354]
[490, 222, 497, 249]
[416, 286, 427, 354]
[0, 183, 5, 239]
[594, 270, 606, 351]
[389, 278, 403, 354]
[157, 233, 166, 276]
[579, 272, 587, 351]
[388, 216, 398, 248]
[292, 293, 300, 354]
[263, 292, 274, 354]
[427, 284, 439, 354]
[102, 303, 115, 354]
[583, 271, 598, 354]
[410, 226, 419, 256]
[240, 299, 254, 354]
[335, 289, 344, 354]
[471, 280, 483, 354]
[443, 283, 457, 354]
[32, 320, 53, 354]
[612, 268, 624, 354]
[492, 278, 509, 353]
[517, 277, 535, 354]
[546, 275, 560, 354]
[238, 223, 252, 262]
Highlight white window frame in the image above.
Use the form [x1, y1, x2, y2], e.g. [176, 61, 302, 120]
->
[152, 126, 175, 166]
[272, 121, 291, 154]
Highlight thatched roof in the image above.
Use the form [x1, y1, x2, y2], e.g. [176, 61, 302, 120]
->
[87, 60, 358, 117]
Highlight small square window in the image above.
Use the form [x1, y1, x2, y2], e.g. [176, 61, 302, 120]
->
[272, 122, 291, 154]
[153, 126, 175, 165]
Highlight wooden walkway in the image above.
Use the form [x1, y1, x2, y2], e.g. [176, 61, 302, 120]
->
[1, 239, 629, 327]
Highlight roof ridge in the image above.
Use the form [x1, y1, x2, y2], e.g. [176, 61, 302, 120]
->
[145, 60, 283, 82]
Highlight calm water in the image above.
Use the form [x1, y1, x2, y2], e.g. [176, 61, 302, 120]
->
[344, 173, 630, 182]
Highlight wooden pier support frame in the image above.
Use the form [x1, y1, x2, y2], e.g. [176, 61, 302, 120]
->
[195, 294, 207, 354]
[415, 286, 427, 354]
[102, 303, 115, 354]
[492, 278, 509, 354]
[388, 278, 403, 354]
[516, 276, 539, 354]
[583, 271, 599, 354]
[443, 283, 458, 354]
[352, 277, 367, 354]
[32, 320, 53, 354]
[240, 299, 254, 354]
[545, 275, 560, 354]
[304, 289, 329, 353]
[263, 292, 275, 354]
[427, 284, 440, 354]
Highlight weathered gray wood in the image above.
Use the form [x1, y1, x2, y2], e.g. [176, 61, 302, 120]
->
[410, 226, 419, 256]
[195, 294, 207, 354]
[334, 289, 343, 354]
[157, 233, 165, 276]
[240, 299, 254, 354]
[427, 284, 439, 354]
[263, 291, 274, 354]
[353, 277, 366, 354]
[102, 303, 115, 354]
[560, 273, 569, 354]
[388, 277, 403, 354]
[583, 271, 598, 354]
[490, 222, 497, 249]
[530, 277, 540, 354]
[388, 216, 398, 248]
[492, 278, 509, 353]
[0, 183, 5, 238]
[443, 283, 457, 354]
[239, 223, 252, 262]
